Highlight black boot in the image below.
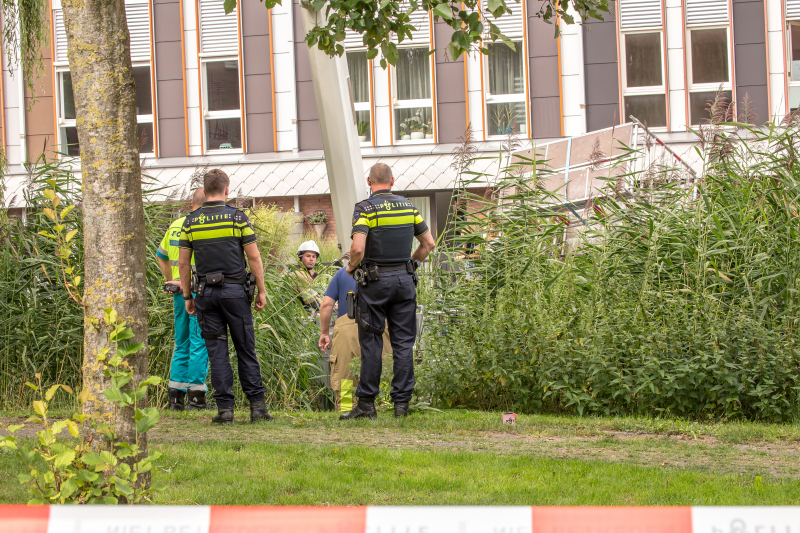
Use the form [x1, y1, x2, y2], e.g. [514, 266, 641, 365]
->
[168, 389, 186, 412]
[187, 390, 209, 411]
[394, 402, 410, 418]
[211, 408, 234, 425]
[340, 398, 377, 420]
[250, 398, 274, 422]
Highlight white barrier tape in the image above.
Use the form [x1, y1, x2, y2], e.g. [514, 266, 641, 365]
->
[48, 506, 211, 533]
[692, 507, 800, 533]
[4, 506, 800, 533]
[366, 507, 532, 533]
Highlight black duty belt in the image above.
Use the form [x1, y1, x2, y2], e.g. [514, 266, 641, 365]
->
[369, 262, 408, 272]
[199, 275, 246, 285]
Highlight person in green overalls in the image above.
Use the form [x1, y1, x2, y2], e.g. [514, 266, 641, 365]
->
[156, 188, 210, 411]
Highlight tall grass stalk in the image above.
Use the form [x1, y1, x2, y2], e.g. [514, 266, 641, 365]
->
[419, 122, 800, 422]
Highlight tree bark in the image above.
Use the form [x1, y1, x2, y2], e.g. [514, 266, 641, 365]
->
[61, 0, 149, 448]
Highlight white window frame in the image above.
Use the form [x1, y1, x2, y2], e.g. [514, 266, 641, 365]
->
[52, 0, 154, 157]
[55, 61, 155, 156]
[391, 45, 435, 144]
[786, 21, 800, 111]
[200, 57, 244, 154]
[483, 40, 528, 139]
[685, 25, 733, 125]
[345, 48, 374, 147]
[619, 30, 668, 131]
[55, 68, 77, 157]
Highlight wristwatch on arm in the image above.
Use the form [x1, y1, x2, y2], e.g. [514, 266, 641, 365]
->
[183, 293, 193, 300]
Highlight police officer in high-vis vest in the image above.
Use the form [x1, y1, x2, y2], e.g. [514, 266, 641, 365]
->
[340, 163, 436, 420]
[156, 188, 209, 411]
[178, 169, 271, 425]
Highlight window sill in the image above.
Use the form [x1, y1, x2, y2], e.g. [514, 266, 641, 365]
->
[206, 149, 244, 155]
[394, 138, 435, 145]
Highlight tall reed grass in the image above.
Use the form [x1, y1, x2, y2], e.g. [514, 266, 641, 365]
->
[419, 122, 800, 421]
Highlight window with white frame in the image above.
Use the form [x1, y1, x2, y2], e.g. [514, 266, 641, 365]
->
[348, 52, 372, 143]
[391, 5, 433, 142]
[786, 1, 800, 110]
[53, 0, 154, 156]
[685, 0, 732, 125]
[198, 0, 242, 151]
[483, 0, 526, 137]
[343, 27, 373, 145]
[618, 0, 667, 128]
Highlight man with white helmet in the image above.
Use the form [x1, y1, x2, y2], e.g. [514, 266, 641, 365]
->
[288, 240, 325, 310]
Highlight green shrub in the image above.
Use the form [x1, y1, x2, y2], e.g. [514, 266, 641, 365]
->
[418, 124, 800, 422]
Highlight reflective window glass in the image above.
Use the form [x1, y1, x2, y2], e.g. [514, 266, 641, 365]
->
[487, 42, 524, 95]
[395, 107, 433, 140]
[625, 94, 667, 127]
[348, 51, 369, 103]
[133, 66, 152, 116]
[61, 72, 76, 120]
[396, 48, 431, 101]
[625, 33, 662, 87]
[487, 102, 526, 135]
[691, 29, 729, 84]
[206, 61, 240, 111]
[206, 118, 242, 150]
[792, 25, 800, 82]
[689, 90, 732, 124]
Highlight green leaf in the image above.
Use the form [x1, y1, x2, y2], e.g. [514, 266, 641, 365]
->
[66, 420, 79, 438]
[110, 326, 135, 343]
[45, 384, 61, 402]
[135, 407, 160, 434]
[33, 401, 46, 417]
[102, 495, 119, 505]
[64, 229, 79, 243]
[54, 449, 76, 469]
[140, 376, 164, 387]
[117, 340, 145, 358]
[24, 382, 38, 392]
[60, 478, 77, 498]
[433, 4, 453, 19]
[7, 424, 24, 434]
[18, 473, 32, 483]
[81, 452, 104, 466]
[76, 470, 99, 483]
[223, 0, 236, 13]
[102, 388, 126, 404]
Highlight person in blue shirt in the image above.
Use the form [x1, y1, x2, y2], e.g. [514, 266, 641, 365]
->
[318, 265, 392, 411]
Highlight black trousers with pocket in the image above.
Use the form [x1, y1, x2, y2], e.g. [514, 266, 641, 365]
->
[195, 283, 266, 409]
[356, 269, 417, 403]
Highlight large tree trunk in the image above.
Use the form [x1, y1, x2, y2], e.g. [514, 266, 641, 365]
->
[61, 0, 149, 448]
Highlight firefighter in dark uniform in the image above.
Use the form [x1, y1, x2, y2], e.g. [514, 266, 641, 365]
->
[178, 169, 272, 425]
[341, 162, 436, 420]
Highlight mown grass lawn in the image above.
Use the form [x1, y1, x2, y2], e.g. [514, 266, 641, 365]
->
[1, 409, 799, 506]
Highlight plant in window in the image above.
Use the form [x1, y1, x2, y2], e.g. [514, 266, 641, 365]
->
[492, 105, 518, 136]
[399, 121, 410, 140]
[357, 121, 369, 142]
[425, 119, 434, 139]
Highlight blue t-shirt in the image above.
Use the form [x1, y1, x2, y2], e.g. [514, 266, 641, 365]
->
[324, 267, 357, 318]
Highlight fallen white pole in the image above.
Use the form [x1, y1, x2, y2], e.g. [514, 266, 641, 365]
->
[300, 3, 369, 253]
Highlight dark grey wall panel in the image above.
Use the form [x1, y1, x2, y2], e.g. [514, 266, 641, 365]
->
[527, 0, 561, 138]
[733, 0, 768, 122]
[293, 0, 322, 150]
[582, 4, 619, 132]
[434, 21, 467, 143]
[241, 0, 274, 153]
[152, 0, 186, 157]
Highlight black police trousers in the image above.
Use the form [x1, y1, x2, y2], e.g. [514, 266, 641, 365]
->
[356, 269, 417, 403]
[195, 284, 266, 409]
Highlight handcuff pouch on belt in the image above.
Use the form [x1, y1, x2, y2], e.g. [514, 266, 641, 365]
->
[406, 259, 420, 286]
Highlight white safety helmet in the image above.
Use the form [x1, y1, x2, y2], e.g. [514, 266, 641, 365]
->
[297, 240, 321, 258]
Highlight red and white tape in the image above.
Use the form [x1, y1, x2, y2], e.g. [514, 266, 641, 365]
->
[2, 506, 799, 533]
